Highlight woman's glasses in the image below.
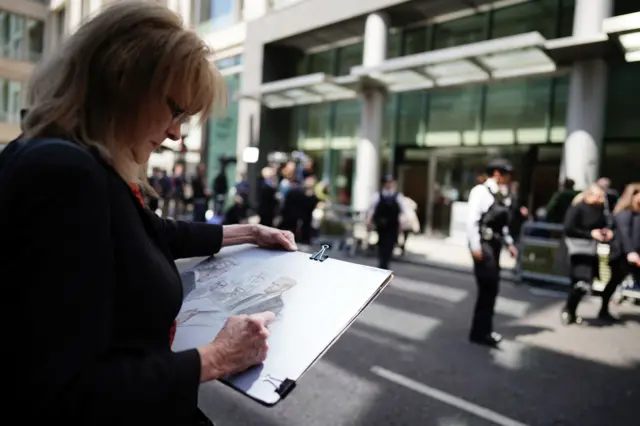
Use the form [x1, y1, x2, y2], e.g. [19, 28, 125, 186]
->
[166, 97, 187, 124]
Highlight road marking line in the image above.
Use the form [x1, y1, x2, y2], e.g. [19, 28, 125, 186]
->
[370, 366, 530, 426]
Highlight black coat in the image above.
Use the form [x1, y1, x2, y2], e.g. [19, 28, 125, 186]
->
[0, 138, 223, 425]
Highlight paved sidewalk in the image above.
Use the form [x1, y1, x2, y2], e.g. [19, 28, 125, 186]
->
[400, 234, 516, 271]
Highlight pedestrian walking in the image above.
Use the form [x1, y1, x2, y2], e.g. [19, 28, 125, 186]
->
[562, 184, 613, 325]
[465, 159, 518, 347]
[366, 175, 408, 270]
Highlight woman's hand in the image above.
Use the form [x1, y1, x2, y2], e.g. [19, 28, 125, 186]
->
[591, 229, 604, 241]
[198, 311, 275, 382]
[253, 225, 297, 251]
[627, 252, 640, 266]
[601, 229, 613, 242]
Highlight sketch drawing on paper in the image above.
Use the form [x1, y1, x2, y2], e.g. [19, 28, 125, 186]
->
[176, 253, 298, 331]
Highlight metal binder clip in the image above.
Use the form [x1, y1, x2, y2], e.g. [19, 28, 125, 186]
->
[310, 244, 330, 262]
[263, 374, 296, 397]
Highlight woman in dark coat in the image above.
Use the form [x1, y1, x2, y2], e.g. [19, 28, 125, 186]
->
[561, 184, 613, 325]
[0, 3, 295, 425]
[601, 183, 640, 320]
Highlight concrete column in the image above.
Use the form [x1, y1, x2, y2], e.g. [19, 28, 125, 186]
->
[560, 0, 613, 190]
[352, 12, 387, 213]
[67, 0, 83, 34]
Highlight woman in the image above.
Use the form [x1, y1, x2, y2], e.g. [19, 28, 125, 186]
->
[561, 184, 613, 325]
[601, 183, 640, 320]
[0, 3, 296, 425]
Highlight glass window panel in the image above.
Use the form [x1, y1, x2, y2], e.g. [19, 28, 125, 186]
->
[483, 77, 552, 144]
[601, 142, 640, 192]
[27, 19, 44, 62]
[332, 100, 360, 146]
[605, 62, 640, 139]
[433, 13, 487, 50]
[308, 50, 333, 74]
[0, 12, 26, 60]
[206, 74, 239, 185]
[0, 78, 23, 124]
[382, 94, 398, 148]
[387, 31, 402, 59]
[614, 0, 640, 16]
[397, 91, 424, 146]
[550, 75, 569, 143]
[404, 27, 428, 55]
[491, 0, 558, 40]
[336, 42, 362, 76]
[305, 103, 330, 139]
[215, 54, 242, 70]
[199, 0, 236, 30]
[426, 86, 481, 146]
[559, 0, 575, 38]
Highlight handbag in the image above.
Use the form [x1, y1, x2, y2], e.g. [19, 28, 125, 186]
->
[565, 237, 597, 256]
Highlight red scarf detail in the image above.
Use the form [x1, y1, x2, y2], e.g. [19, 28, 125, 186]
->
[129, 183, 178, 347]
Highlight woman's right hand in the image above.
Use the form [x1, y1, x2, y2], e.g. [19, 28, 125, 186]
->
[590, 229, 604, 241]
[198, 311, 275, 382]
[627, 252, 640, 266]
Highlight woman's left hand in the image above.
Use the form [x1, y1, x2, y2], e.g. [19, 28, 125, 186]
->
[602, 229, 614, 242]
[253, 225, 297, 251]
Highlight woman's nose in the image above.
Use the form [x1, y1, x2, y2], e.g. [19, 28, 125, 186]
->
[166, 122, 182, 141]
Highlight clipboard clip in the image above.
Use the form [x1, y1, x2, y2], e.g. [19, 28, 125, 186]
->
[263, 374, 297, 398]
[309, 244, 330, 262]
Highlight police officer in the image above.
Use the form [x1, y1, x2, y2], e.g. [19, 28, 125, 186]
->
[366, 175, 408, 270]
[466, 159, 518, 347]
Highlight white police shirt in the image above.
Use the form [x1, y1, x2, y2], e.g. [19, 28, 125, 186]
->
[465, 178, 514, 252]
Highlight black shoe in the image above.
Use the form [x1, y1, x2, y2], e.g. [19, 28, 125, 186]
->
[470, 332, 502, 347]
[561, 310, 583, 325]
[598, 311, 620, 322]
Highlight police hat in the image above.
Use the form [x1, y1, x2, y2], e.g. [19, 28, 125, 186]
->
[381, 174, 395, 185]
[486, 158, 514, 174]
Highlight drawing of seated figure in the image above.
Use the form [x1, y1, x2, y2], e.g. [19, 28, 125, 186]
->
[193, 257, 240, 284]
[230, 276, 297, 319]
[184, 279, 231, 303]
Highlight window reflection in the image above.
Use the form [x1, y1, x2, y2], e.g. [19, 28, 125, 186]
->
[491, 0, 557, 40]
[197, 0, 236, 30]
[0, 12, 44, 62]
[336, 42, 362, 76]
[483, 78, 552, 144]
[426, 86, 482, 146]
[0, 78, 23, 124]
[433, 13, 487, 50]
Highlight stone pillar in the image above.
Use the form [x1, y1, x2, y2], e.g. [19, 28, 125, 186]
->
[352, 12, 387, 213]
[560, 0, 613, 190]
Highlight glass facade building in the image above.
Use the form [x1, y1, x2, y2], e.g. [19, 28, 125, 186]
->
[241, 0, 640, 235]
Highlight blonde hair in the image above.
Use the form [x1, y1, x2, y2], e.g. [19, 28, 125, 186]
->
[613, 183, 640, 214]
[23, 1, 226, 188]
[572, 184, 604, 206]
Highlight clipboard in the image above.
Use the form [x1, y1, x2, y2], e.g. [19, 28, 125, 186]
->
[171, 244, 393, 407]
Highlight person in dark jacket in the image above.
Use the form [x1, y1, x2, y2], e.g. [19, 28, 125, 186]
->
[602, 183, 640, 320]
[545, 178, 578, 223]
[191, 163, 210, 222]
[561, 184, 613, 325]
[258, 166, 279, 227]
[0, 4, 296, 425]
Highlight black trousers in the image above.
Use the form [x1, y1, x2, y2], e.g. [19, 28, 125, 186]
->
[603, 258, 640, 311]
[564, 254, 598, 316]
[470, 240, 502, 338]
[378, 227, 398, 269]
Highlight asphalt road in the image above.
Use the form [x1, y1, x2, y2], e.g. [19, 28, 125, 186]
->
[177, 255, 640, 426]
